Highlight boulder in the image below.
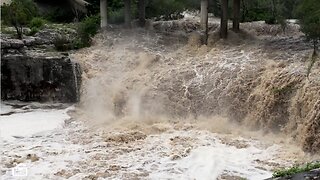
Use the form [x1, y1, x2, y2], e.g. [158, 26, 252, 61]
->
[1, 38, 24, 49]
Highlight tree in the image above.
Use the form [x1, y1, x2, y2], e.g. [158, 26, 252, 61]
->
[212, 0, 221, 17]
[220, 0, 228, 38]
[200, 0, 209, 44]
[124, 0, 131, 28]
[232, 0, 240, 32]
[1, 0, 38, 39]
[296, 0, 320, 76]
[100, 0, 108, 28]
[296, 0, 320, 56]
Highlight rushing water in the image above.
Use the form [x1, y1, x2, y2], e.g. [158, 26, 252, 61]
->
[1, 20, 319, 179]
[0, 102, 307, 180]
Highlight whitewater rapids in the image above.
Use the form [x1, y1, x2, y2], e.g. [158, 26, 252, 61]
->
[1, 17, 320, 179]
[0, 102, 308, 180]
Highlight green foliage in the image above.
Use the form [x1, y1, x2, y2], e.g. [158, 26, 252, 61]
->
[1, 0, 38, 39]
[29, 17, 46, 29]
[296, 0, 320, 75]
[241, 0, 271, 22]
[211, 0, 221, 17]
[87, 0, 199, 21]
[0, 25, 16, 35]
[53, 15, 99, 50]
[44, 7, 75, 23]
[146, 0, 186, 20]
[26, 16, 46, 36]
[240, 0, 298, 24]
[75, 15, 100, 48]
[273, 162, 320, 178]
[27, 27, 40, 36]
[296, 0, 320, 44]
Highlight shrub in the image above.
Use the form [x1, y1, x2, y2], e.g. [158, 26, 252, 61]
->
[1, 0, 38, 39]
[273, 162, 320, 178]
[146, 0, 185, 20]
[296, 0, 320, 53]
[296, 0, 320, 76]
[75, 15, 100, 48]
[29, 17, 46, 29]
[27, 27, 40, 36]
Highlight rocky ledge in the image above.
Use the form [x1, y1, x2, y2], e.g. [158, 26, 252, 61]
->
[1, 26, 81, 103]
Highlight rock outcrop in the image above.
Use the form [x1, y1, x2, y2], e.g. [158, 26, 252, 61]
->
[1, 27, 81, 103]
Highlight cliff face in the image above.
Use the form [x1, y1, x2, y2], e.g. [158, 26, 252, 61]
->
[1, 54, 81, 102]
[1, 30, 81, 103]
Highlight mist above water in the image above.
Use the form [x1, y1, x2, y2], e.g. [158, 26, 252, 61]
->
[73, 20, 319, 154]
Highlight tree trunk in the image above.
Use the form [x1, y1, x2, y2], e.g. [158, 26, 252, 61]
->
[314, 40, 318, 56]
[232, 0, 240, 32]
[138, 0, 146, 27]
[124, 0, 131, 28]
[14, 25, 23, 39]
[201, 0, 209, 44]
[220, 0, 228, 39]
[100, 0, 107, 28]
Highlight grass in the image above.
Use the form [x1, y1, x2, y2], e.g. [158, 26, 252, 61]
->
[272, 162, 320, 178]
[1, 25, 16, 35]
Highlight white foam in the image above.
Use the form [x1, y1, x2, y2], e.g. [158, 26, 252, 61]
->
[0, 103, 71, 141]
[143, 132, 275, 180]
[176, 146, 272, 180]
[0, 103, 14, 114]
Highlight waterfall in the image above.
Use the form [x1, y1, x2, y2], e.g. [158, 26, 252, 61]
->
[71, 59, 79, 102]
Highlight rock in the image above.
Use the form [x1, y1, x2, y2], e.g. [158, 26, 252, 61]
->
[26, 154, 40, 162]
[1, 51, 81, 102]
[1, 38, 24, 49]
[23, 36, 48, 46]
[1, 24, 81, 103]
[34, 25, 77, 45]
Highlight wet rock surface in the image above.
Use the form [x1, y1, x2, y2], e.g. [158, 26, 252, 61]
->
[1, 53, 81, 102]
[1, 25, 81, 103]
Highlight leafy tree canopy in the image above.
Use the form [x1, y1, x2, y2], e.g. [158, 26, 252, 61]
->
[296, 0, 320, 76]
[1, 0, 38, 39]
[296, 0, 320, 45]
